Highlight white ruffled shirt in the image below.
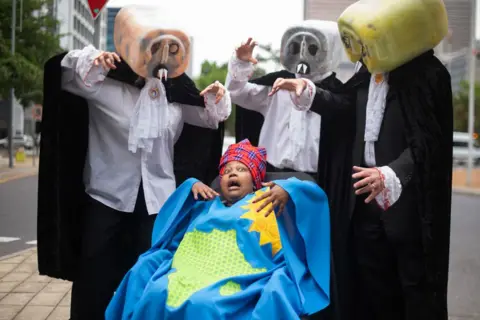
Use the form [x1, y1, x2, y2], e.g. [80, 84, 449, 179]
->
[225, 56, 321, 173]
[61, 45, 231, 214]
[300, 74, 403, 210]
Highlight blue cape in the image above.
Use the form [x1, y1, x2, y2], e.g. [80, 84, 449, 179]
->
[106, 177, 330, 319]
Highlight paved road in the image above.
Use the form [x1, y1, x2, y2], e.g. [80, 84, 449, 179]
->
[0, 176, 37, 256]
[0, 176, 479, 318]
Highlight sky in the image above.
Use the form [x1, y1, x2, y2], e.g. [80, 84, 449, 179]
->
[107, 0, 304, 77]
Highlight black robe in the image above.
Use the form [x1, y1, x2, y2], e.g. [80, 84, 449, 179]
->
[234, 71, 347, 320]
[37, 53, 224, 281]
[311, 50, 453, 319]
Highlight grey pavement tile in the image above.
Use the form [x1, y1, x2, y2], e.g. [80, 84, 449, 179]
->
[13, 282, 47, 294]
[0, 305, 22, 320]
[15, 263, 38, 274]
[14, 306, 54, 320]
[24, 274, 52, 284]
[42, 283, 71, 294]
[0, 282, 20, 293]
[46, 306, 70, 320]
[28, 292, 65, 307]
[0, 292, 35, 306]
[1, 273, 31, 283]
[0, 264, 16, 274]
[58, 291, 70, 307]
[0, 256, 26, 265]
[0, 272, 7, 279]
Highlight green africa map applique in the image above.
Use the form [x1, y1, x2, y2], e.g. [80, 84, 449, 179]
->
[166, 229, 267, 308]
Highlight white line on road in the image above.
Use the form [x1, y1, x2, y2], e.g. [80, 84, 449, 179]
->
[25, 240, 37, 245]
[0, 237, 20, 243]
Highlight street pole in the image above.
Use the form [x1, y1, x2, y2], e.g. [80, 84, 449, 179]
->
[467, 0, 477, 186]
[8, 0, 17, 169]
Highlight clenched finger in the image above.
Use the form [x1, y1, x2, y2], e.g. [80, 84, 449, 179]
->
[252, 190, 272, 203]
[276, 203, 285, 217]
[264, 199, 279, 217]
[193, 189, 199, 200]
[353, 176, 375, 189]
[355, 185, 371, 195]
[256, 195, 274, 213]
[199, 84, 214, 96]
[112, 52, 121, 62]
[365, 190, 380, 203]
[215, 88, 224, 104]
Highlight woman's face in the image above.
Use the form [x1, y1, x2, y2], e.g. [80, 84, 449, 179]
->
[220, 161, 254, 204]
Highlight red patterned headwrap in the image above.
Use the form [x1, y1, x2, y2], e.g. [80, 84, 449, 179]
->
[219, 139, 267, 190]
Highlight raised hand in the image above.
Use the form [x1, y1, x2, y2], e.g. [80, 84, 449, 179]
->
[268, 78, 307, 97]
[94, 51, 121, 70]
[192, 181, 220, 200]
[236, 37, 258, 64]
[252, 182, 290, 217]
[199, 81, 227, 104]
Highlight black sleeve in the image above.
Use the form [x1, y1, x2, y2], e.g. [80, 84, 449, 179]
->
[310, 87, 355, 118]
[388, 148, 415, 187]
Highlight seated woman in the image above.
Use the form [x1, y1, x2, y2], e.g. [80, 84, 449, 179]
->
[106, 139, 331, 320]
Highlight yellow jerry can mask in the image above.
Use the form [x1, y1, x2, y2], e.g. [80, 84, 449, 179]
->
[337, 0, 448, 73]
[114, 6, 191, 79]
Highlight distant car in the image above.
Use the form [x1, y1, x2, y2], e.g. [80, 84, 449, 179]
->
[453, 131, 480, 165]
[222, 136, 236, 154]
[0, 135, 34, 150]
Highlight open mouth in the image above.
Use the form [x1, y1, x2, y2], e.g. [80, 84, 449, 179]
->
[155, 64, 169, 80]
[227, 179, 241, 191]
[296, 62, 311, 75]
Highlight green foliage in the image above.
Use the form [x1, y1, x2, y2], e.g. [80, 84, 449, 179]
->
[194, 44, 281, 136]
[0, 0, 62, 105]
[453, 81, 480, 134]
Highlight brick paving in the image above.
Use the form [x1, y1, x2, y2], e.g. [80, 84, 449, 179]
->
[0, 248, 71, 320]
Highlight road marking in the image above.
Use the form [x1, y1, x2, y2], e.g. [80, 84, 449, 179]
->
[0, 237, 20, 243]
[0, 171, 37, 184]
[25, 240, 37, 245]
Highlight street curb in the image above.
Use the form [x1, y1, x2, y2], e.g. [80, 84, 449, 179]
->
[0, 247, 36, 261]
[452, 187, 480, 196]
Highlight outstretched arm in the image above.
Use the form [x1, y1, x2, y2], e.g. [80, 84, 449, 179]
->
[60, 45, 120, 98]
[180, 81, 232, 129]
[269, 78, 355, 118]
[225, 38, 270, 115]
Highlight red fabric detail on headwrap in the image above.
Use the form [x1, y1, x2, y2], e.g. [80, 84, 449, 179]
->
[219, 139, 267, 190]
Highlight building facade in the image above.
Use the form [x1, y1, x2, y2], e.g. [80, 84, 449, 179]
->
[106, 7, 121, 52]
[54, 0, 107, 51]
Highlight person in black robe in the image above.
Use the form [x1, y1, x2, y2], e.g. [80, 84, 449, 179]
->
[269, 47, 453, 320]
[231, 21, 350, 320]
[229, 21, 344, 179]
[37, 49, 227, 320]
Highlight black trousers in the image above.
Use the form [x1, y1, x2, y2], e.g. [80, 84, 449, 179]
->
[70, 185, 157, 320]
[352, 195, 434, 320]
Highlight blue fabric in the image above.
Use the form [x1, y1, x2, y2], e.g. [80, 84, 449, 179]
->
[106, 177, 330, 319]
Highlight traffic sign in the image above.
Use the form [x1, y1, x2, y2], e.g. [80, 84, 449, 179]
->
[32, 104, 42, 121]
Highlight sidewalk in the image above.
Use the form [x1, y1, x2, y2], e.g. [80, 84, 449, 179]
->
[0, 248, 70, 320]
[0, 156, 38, 184]
[452, 168, 480, 195]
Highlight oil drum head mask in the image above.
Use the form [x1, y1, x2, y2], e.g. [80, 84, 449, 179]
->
[280, 20, 343, 77]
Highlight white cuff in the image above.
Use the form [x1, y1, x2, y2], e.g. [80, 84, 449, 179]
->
[375, 166, 402, 210]
[290, 78, 315, 111]
[228, 56, 254, 82]
[202, 91, 232, 127]
[61, 45, 108, 87]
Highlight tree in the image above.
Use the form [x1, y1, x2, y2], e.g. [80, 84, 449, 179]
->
[453, 81, 480, 134]
[195, 60, 267, 136]
[0, 0, 62, 105]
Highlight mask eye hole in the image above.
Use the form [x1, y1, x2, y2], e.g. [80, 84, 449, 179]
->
[151, 42, 161, 55]
[288, 42, 300, 55]
[169, 43, 179, 55]
[308, 44, 318, 56]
